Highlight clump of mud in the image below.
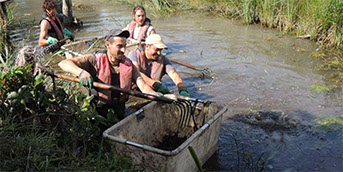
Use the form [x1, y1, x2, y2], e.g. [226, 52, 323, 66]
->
[155, 132, 187, 151]
[205, 110, 343, 171]
[231, 111, 299, 131]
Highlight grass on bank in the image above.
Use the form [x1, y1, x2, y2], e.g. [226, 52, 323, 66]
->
[122, 0, 343, 49]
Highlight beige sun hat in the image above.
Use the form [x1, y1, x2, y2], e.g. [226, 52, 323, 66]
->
[145, 34, 168, 49]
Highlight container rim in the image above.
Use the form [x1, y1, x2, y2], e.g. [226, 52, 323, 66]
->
[103, 102, 228, 156]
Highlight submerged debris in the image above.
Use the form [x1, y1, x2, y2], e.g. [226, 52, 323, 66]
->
[231, 111, 299, 131]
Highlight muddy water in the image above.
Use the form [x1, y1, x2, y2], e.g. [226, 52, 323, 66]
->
[12, 0, 343, 171]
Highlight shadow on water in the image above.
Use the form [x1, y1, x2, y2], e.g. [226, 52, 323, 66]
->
[204, 110, 343, 171]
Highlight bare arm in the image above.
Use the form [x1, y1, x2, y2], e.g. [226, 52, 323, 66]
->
[38, 20, 50, 47]
[167, 68, 185, 88]
[58, 58, 84, 76]
[136, 77, 157, 95]
[122, 25, 129, 31]
[132, 61, 157, 87]
[131, 64, 158, 95]
[150, 29, 156, 35]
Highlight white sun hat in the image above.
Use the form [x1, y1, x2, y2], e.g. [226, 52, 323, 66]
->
[145, 34, 168, 49]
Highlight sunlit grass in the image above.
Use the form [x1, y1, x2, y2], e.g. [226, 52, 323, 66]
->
[122, 0, 342, 50]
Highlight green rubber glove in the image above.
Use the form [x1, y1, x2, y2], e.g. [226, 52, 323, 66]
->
[179, 90, 190, 97]
[47, 36, 58, 45]
[63, 28, 75, 39]
[79, 70, 93, 88]
[178, 86, 190, 97]
[152, 82, 170, 94]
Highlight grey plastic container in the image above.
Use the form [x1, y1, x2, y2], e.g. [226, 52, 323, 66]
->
[103, 101, 227, 171]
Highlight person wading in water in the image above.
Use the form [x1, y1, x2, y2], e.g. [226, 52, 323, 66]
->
[39, 0, 74, 47]
[128, 34, 190, 97]
[123, 6, 156, 44]
[58, 29, 159, 121]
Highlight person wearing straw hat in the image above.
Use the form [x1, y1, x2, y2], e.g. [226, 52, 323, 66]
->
[128, 34, 190, 97]
[58, 29, 157, 120]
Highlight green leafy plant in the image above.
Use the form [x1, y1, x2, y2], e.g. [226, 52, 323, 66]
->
[0, 49, 139, 170]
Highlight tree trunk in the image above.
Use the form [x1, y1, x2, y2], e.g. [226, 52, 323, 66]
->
[56, 0, 82, 27]
[62, 0, 73, 24]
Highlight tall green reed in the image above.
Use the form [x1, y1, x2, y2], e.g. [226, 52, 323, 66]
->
[124, 0, 342, 49]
